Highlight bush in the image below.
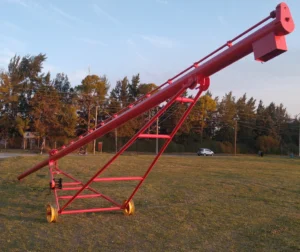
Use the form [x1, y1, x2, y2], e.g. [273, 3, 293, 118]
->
[216, 141, 233, 153]
[256, 136, 280, 154]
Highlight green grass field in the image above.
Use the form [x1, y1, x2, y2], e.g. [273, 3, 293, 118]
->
[0, 154, 299, 251]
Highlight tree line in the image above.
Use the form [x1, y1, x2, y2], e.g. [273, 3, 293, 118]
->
[0, 54, 299, 154]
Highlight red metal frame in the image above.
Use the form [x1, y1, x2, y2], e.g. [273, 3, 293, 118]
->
[45, 86, 203, 215]
[17, 3, 295, 218]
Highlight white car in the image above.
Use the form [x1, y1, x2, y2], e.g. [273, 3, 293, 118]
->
[197, 148, 214, 156]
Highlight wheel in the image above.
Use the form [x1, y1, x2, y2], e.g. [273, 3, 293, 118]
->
[50, 179, 55, 189]
[123, 199, 135, 216]
[46, 204, 58, 223]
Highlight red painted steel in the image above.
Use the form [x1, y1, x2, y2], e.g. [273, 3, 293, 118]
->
[252, 32, 287, 62]
[58, 88, 187, 213]
[58, 194, 102, 200]
[63, 182, 81, 186]
[175, 97, 195, 103]
[61, 207, 121, 215]
[50, 164, 122, 207]
[138, 134, 171, 139]
[16, 3, 295, 219]
[17, 3, 295, 181]
[48, 162, 60, 210]
[61, 187, 83, 191]
[125, 89, 202, 206]
[93, 177, 143, 182]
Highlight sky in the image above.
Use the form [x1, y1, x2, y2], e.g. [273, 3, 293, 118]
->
[0, 0, 299, 117]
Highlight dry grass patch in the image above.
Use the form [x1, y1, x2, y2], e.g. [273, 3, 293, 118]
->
[0, 154, 299, 251]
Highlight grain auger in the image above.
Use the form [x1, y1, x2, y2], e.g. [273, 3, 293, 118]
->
[17, 2, 295, 223]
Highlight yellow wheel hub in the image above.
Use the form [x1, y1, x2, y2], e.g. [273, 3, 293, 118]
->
[46, 204, 58, 223]
[123, 199, 135, 216]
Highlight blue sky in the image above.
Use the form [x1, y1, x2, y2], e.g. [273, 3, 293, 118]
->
[0, 0, 299, 116]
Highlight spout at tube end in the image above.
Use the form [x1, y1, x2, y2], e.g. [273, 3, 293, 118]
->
[275, 2, 295, 36]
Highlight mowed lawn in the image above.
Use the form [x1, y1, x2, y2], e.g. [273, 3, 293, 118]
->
[0, 154, 299, 251]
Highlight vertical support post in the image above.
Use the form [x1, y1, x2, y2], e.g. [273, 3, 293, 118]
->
[49, 161, 60, 211]
[148, 109, 151, 134]
[93, 106, 98, 155]
[115, 128, 118, 153]
[200, 114, 204, 143]
[156, 107, 159, 155]
[293, 113, 299, 157]
[125, 89, 203, 207]
[298, 120, 300, 157]
[234, 119, 237, 156]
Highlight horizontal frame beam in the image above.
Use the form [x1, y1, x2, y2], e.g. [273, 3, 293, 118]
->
[93, 177, 143, 182]
[61, 207, 121, 215]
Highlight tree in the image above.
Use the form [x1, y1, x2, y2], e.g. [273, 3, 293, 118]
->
[255, 100, 266, 137]
[110, 77, 129, 108]
[280, 118, 299, 154]
[264, 102, 278, 138]
[15, 116, 30, 149]
[0, 54, 48, 146]
[189, 94, 217, 142]
[256, 135, 280, 154]
[8, 54, 47, 115]
[275, 103, 289, 144]
[52, 73, 75, 104]
[236, 94, 256, 147]
[215, 92, 237, 142]
[138, 83, 157, 96]
[128, 73, 140, 101]
[75, 74, 110, 133]
[108, 77, 138, 139]
[0, 71, 19, 146]
[29, 85, 61, 145]
[53, 73, 71, 93]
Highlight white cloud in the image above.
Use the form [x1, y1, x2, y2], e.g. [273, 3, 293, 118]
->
[43, 63, 56, 73]
[0, 37, 25, 69]
[135, 51, 147, 62]
[1, 21, 22, 31]
[0, 35, 25, 50]
[54, 19, 74, 29]
[0, 56, 11, 66]
[0, 48, 15, 57]
[217, 15, 227, 26]
[126, 38, 147, 62]
[6, 0, 71, 29]
[68, 69, 89, 86]
[0, 48, 15, 67]
[92, 4, 121, 26]
[5, 0, 28, 7]
[77, 37, 107, 46]
[141, 35, 176, 49]
[126, 39, 135, 46]
[48, 4, 95, 28]
[50, 4, 81, 23]
[5, 0, 42, 9]
[156, 0, 168, 4]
